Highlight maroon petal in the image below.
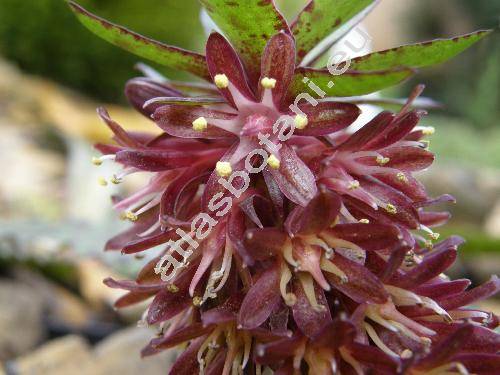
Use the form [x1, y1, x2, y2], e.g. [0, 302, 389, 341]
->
[147, 288, 192, 324]
[419, 211, 451, 227]
[114, 290, 156, 308]
[291, 102, 361, 136]
[380, 243, 411, 282]
[454, 353, 500, 374]
[347, 343, 400, 373]
[168, 336, 206, 375]
[103, 277, 164, 293]
[285, 190, 340, 236]
[244, 227, 287, 261]
[259, 32, 296, 108]
[312, 319, 357, 348]
[153, 104, 236, 139]
[358, 177, 420, 229]
[201, 293, 244, 326]
[323, 223, 402, 251]
[363, 110, 424, 150]
[227, 207, 254, 266]
[394, 248, 457, 289]
[414, 325, 474, 371]
[122, 230, 177, 254]
[115, 148, 225, 171]
[97, 107, 144, 149]
[326, 254, 389, 304]
[151, 322, 213, 350]
[292, 279, 332, 338]
[336, 111, 395, 152]
[413, 279, 471, 300]
[380, 146, 434, 172]
[205, 32, 255, 106]
[266, 144, 318, 207]
[125, 77, 183, 117]
[376, 172, 428, 202]
[254, 335, 304, 365]
[105, 208, 159, 251]
[439, 276, 500, 310]
[238, 263, 281, 329]
[206, 349, 227, 375]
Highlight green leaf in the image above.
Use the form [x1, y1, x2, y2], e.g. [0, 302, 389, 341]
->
[288, 68, 414, 98]
[350, 30, 492, 71]
[292, 0, 376, 64]
[199, 0, 289, 85]
[68, 1, 210, 80]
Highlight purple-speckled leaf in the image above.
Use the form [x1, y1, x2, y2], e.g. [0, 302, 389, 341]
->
[69, 2, 209, 79]
[200, 0, 290, 87]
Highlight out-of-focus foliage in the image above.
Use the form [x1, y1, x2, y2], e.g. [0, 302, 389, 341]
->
[405, 0, 500, 129]
[0, 0, 204, 103]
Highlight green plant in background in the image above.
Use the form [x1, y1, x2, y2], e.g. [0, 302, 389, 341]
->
[406, 0, 499, 129]
[0, 0, 204, 103]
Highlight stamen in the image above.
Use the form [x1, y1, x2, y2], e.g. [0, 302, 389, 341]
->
[280, 265, 297, 306]
[167, 284, 179, 293]
[396, 172, 408, 183]
[339, 348, 363, 375]
[267, 154, 281, 169]
[385, 203, 397, 214]
[260, 77, 276, 89]
[192, 296, 203, 307]
[92, 154, 115, 165]
[192, 117, 208, 132]
[422, 126, 435, 135]
[359, 218, 370, 224]
[215, 161, 232, 178]
[110, 175, 122, 184]
[320, 258, 348, 283]
[421, 225, 440, 240]
[283, 239, 298, 267]
[376, 156, 390, 165]
[125, 211, 138, 222]
[294, 114, 308, 130]
[98, 177, 108, 186]
[364, 322, 399, 357]
[348, 180, 360, 190]
[214, 74, 229, 89]
[298, 273, 324, 311]
[401, 349, 413, 359]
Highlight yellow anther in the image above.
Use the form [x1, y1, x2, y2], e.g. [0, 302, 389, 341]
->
[385, 203, 397, 214]
[376, 156, 390, 165]
[260, 77, 277, 89]
[119, 212, 127, 221]
[214, 74, 229, 89]
[125, 211, 138, 222]
[192, 296, 203, 307]
[401, 349, 413, 359]
[429, 232, 440, 240]
[359, 218, 370, 224]
[92, 156, 103, 166]
[167, 284, 179, 293]
[98, 177, 108, 186]
[348, 180, 360, 190]
[267, 154, 281, 169]
[396, 172, 408, 183]
[422, 126, 435, 135]
[192, 117, 208, 132]
[424, 240, 434, 249]
[294, 114, 308, 130]
[110, 175, 121, 185]
[216, 161, 232, 178]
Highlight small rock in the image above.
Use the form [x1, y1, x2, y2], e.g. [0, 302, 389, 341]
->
[8, 335, 91, 375]
[0, 281, 44, 361]
[91, 327, 176, 374]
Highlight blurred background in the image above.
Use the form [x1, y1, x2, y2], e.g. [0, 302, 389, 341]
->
[0, 0, 498, 373]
